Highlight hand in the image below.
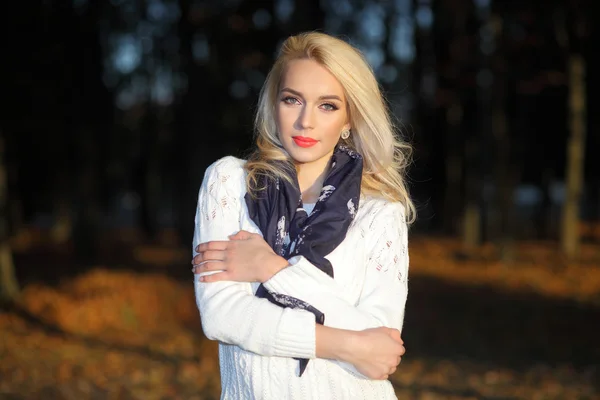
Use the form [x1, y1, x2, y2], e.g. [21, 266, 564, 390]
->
[347, 327, 405, 380]
[192, 230, 288, 283]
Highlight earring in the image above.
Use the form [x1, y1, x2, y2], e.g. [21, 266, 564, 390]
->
[341, 129, 351, 140]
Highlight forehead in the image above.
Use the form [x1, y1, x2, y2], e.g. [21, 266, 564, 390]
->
[280, 59, 345, 98]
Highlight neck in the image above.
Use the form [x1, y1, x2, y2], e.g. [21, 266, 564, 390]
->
[296, 155, 332, 203]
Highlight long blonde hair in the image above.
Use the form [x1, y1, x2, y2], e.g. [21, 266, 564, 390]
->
[245, 31, 415, 223]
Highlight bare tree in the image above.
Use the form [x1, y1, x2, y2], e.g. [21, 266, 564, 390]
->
[487, 8, 517, 262]
[444, 101, 464, 235]
[462, 0, 483, 251]
[561, 54, 586, 258]
[490, 34, 517, 262]
[439, 0, 470, 237]
[0, 131, 19, 301]
[555, 5, 588, 259]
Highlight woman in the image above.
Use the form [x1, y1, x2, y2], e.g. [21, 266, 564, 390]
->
[191, 31, 414, 399]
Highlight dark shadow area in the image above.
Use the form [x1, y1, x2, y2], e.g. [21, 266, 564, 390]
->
[390, 378, 521, 400]
[0, 301, 202, 365]
[12, 241, 191, 288]
[404, 275, 600, 374]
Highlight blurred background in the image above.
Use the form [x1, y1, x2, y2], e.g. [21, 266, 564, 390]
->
[1, 0, 599, 399]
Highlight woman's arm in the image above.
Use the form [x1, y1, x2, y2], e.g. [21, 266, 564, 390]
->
[261, 202, 410, 377]
[316, 324, 404, 380]
[195, 202, 408, 334]
[262, 201, 409, 333]
[194, 157, 404, 379]
[193, 157, 316, 360]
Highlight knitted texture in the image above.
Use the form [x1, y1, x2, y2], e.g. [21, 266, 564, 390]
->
[193, 156, 409, 400]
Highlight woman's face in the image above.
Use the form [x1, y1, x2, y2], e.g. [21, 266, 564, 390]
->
[276, 59, 350, 167]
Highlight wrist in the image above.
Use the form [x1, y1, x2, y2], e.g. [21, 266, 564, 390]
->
[315, 325, 358, 363]
[338, 329, 360, 364]
[261, 255, 289, 283]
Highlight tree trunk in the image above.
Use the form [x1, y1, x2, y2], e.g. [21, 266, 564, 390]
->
[539, 167, 556, 239]
[492, 102, 513, 258]
[0, 132, 19, 301]
[444, 102, 464, 234]
[463, 196, 482, 250]
[138, 102, 161, 240]
[174, 0, 221, 243]
[476, 0, 494, 246]
[561, 55, 586, 258]
[487, 12, 517, 262]
[71, 0, 108, 262]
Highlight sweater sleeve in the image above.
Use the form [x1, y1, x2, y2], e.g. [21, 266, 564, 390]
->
[263, 202, 409, 377]
[263, 201, 410, 334]
[193, 156, 316, 359]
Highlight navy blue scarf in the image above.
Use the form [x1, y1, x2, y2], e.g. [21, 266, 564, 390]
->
[244, 145, 363, 376]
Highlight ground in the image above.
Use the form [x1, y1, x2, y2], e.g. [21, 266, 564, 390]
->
[1, 232, 599, 399]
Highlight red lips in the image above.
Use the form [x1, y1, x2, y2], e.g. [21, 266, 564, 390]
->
[292, 136, 318, 148]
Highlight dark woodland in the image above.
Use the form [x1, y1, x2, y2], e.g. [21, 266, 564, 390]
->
[0, 0, 599, 399]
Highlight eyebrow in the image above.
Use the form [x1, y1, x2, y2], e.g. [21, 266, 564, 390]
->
[280, 87, 343, 102]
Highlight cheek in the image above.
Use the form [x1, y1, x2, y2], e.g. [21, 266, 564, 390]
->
[276, 107, 295, 132]
[321, 117, 346, 141]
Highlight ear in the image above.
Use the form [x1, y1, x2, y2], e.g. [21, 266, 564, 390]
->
[343, 122, 351, 131]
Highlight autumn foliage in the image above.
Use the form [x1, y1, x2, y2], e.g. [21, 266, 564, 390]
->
[1, 237, 599, 399]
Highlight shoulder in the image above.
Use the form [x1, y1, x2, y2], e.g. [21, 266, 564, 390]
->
[204, 156, 247, 179]
[358, 196, 406, 225]
[354, 196, 407, 240]
[354, 198, 409, 261]
[200, 156, 248, 197]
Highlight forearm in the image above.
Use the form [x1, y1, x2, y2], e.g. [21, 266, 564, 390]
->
[316, 324, 401, 380]
[315, 324, 356, 363]
[264, 257, 406, 332]
[195, 278, 316, 360]
[264, 203, 410, 334]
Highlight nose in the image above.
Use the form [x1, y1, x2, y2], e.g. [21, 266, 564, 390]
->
[295, 104, 315, 131]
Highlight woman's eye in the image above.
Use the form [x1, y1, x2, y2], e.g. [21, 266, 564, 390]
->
[282, 96, 299, 105]
[321, 103, 338, 111]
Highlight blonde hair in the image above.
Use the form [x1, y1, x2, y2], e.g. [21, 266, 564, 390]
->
[245, 31, 415, 224]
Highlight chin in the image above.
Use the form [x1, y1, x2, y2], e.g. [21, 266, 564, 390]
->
[290, 154, 320, 164]
[286, 148, 330, 165]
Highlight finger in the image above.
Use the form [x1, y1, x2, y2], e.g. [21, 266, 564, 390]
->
[196, 241, 229, 253]
[198, 271, 229, 283]
[193, 260, 225, 274]
[198, 250, 226, 262]
[389, 329, 402, 342]
[397, 355, 402, 365]
[398, 344, 406, 356]
[389, 366, 397, 375]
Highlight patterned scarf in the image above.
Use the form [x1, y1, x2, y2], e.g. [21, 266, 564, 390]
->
[244, 145, 363, 376]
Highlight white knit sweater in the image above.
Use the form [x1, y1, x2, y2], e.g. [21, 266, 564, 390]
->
[193, 156, 410, 400]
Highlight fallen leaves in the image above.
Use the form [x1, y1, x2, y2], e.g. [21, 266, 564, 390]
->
[18, 269, 201, 350]
[1, 237, 599, 399]
[409, 238, 600, 305]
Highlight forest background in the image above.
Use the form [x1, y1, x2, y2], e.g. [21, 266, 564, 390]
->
[0, 0, 599, 399]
